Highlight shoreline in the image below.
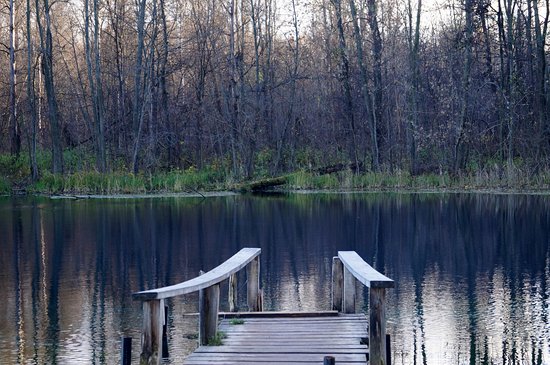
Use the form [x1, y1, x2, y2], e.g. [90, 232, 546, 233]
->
[3, 187, 546, 200]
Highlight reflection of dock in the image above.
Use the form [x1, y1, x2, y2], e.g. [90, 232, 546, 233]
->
[132, 248, 394, 365]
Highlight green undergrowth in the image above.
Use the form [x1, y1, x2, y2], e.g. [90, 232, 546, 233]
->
[26, 169, 231, 195]
[229, 318, 245, 325]
[1, 150, 549, 195]
[285, 168, 550, 191]
[207, 331, 227, 346]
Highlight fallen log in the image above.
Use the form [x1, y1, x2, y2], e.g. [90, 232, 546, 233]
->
[236, 175, 289, 192]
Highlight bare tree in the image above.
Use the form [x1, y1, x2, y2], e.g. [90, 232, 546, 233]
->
[35, 0, 63, 173]
[9, 0, 20, 156]
[26, 0, 38, 180]
[332, 0, 359, 168]
[407, 0, 421, 174]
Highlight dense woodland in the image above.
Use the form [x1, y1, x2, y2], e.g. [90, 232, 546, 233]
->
[1, 0, 550, 180]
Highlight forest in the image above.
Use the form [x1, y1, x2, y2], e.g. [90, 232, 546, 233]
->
[1, 0, 549, 189]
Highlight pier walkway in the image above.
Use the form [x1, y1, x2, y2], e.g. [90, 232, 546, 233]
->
[132, 248, 394, 365]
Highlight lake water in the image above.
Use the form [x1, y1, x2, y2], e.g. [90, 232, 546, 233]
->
[0, 193, 548, 364]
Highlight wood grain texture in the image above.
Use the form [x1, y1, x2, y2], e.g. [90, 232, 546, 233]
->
[338, 251, 394, 288]
[343, 265, 356, 314]
[228, 273, 237, 312]
[369, 287, 387, 365]
[184, 313, 369, 364]
[133, 248, 261, 300]
[199, 283, 220, 346]
[332, 256, 344, 312]
[139, 299, 164, 365]
[247, 256, 261, 311]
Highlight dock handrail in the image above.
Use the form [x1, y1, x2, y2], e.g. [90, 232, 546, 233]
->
[332, 251, 394, 365]
[133, 247, 261, 300]
[338, 251, 394, 288]
[133, 247, 262, 365]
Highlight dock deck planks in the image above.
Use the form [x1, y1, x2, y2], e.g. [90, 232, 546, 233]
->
[183, 312, 369, 364]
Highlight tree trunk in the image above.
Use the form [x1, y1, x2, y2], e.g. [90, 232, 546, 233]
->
[132, 0, 147, 173]
[453, 0, 474, 172]
[36, 0, 63, 174]
[9, 0, 21, 156]
[407, 0, 421, 174]
[332, 0, 359, 168]
[349, 0, 379, 171]
[26, 0, 38, 181]
[366, 0, 383, 169]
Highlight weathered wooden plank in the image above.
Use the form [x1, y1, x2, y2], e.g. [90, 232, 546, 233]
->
[229, 273, 237, 312]
[185, 353, 367, 361]
[343, 265, 356, 314]
[133, 248, 261, 300]
[199, 283, 220, 346]
[332, 256, 344, 311]
[184, 362, 365, 365]
[194, 346, 368, 353]
[369, 287, 387, 365]
[338, 251, 394, 288]
[140, 299, 164, 365]
[219, 310, 340, 318]
[184, 313, 369, 365]
[247, 256, 261, 311]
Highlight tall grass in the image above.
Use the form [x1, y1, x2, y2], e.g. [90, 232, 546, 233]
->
[1, 149, 549, 195]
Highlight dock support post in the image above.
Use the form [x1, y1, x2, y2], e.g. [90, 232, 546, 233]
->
[343, 266, 356, 313]
[162, 305, 169, 358]
[247, 256, 261, 311]
[331, 257, 343, 312]
[121, 337, 132, 365]
[369, 287, 387, 365]
[139, 299, 164, 365]
[229, 273, 237, 312]
[324, 355, 336, 365]
[199, 283, 220, 345]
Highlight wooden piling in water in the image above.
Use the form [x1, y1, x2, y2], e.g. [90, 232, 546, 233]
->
[331, 257, 343, 312]
[369, 287, 387, 365]
[139, 299, 164, 365]
[247, 256, 260, 311]
[121, 337, 132, 365]
[199, 283, 220, 345]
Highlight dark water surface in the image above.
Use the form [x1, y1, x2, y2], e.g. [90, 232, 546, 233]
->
[0, 193, 548, 364]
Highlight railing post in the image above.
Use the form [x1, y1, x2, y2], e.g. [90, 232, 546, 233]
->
[229, 273, 237, 312]
[199, 283, 220, 345]
[139, 299, 164, 365]
[343, 266, 356, 313]
[331, 257, 343, 312]
[247, 256, 261, 311]
[369, 287, 387, 365]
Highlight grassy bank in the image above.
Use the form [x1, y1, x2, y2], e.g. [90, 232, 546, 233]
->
[1, 152, 549, 195]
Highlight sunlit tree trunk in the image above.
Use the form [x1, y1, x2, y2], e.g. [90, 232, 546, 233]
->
[131, 0, 147, 173]
[349, 0, 379, 170]
[407, 0, 421, 174]
[453, 0, 473, 172]
[85, 0, 107, 172]
[332, 0, 359, 168]
[9, 0, 21, 156]
[35, 0, 63, 174]
[26, 0, 38, 180]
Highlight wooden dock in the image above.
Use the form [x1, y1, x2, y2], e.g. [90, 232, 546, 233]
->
[132, 248, 394, 365]
[184, 312, 369, 364]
